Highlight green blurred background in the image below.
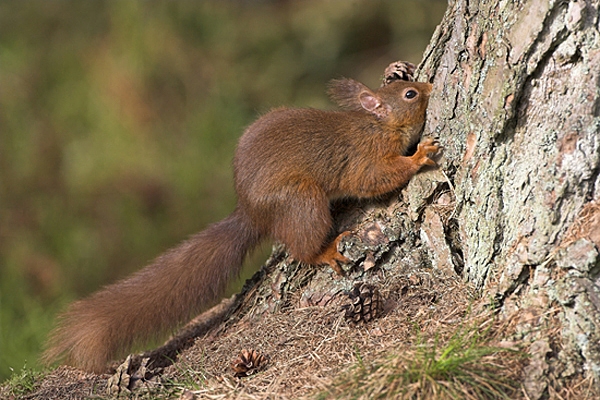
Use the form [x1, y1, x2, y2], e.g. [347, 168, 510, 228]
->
[0, 0, 446, 381]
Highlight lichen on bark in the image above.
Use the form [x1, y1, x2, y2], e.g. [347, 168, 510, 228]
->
[419, 0, 600, 393]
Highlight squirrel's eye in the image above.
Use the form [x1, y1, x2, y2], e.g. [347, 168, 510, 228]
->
[405, 90, 418, 99]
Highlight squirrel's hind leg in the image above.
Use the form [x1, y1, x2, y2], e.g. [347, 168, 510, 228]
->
[309, 231, 351, 275]
[268, 182, 349, 275]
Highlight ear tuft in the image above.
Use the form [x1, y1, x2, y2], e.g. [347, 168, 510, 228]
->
[327, 78, 371, 111]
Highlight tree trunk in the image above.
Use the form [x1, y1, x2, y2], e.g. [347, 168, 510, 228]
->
[420, 0, 600, 391]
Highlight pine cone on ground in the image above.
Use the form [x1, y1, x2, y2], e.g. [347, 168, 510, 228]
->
[342, 283, 383, 324]
[231, 349, 268, 377]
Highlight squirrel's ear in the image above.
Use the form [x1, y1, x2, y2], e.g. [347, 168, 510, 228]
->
[358, 91, 381, 112]
[328, 78, 391, 118]
[359, 91, 390, 119]
[327, 78, 370, 111]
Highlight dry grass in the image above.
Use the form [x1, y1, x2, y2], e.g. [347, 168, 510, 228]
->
[0, 366, 107, 400]
[1, 258, 533, 400]
[561, 200, 600, 248]
[155, 266, 526, 400]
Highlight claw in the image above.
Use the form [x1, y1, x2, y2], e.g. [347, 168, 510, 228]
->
[412, 138, 440, 167]
[312, 231, 352, 276]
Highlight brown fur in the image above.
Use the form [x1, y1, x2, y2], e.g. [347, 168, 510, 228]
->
[44, 79, 437, 372]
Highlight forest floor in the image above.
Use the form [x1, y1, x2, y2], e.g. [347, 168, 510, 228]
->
[4, 258, 595, 400]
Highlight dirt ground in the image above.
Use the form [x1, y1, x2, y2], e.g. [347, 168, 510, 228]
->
[4, 255, 522, 400]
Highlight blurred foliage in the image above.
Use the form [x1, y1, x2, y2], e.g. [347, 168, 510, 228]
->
[0, 0, 446, 381]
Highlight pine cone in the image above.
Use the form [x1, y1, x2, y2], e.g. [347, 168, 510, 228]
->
[382, 60, 416, 85]
[342, 283, 382, 324]
[231, 349, 268, 377]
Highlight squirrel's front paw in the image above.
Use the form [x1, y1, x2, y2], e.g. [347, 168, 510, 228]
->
[412, 138, 440, 167]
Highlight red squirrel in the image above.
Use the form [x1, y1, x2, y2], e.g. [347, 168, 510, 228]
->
[44, 68, 438, 372]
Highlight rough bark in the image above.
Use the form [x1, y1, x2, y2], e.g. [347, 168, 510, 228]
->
[419, 0, 600, 392]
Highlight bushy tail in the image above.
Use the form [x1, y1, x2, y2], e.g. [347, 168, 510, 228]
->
[44, 207, 261, 372]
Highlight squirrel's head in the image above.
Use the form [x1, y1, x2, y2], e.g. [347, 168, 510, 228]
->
[327, 78, 432, 130]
